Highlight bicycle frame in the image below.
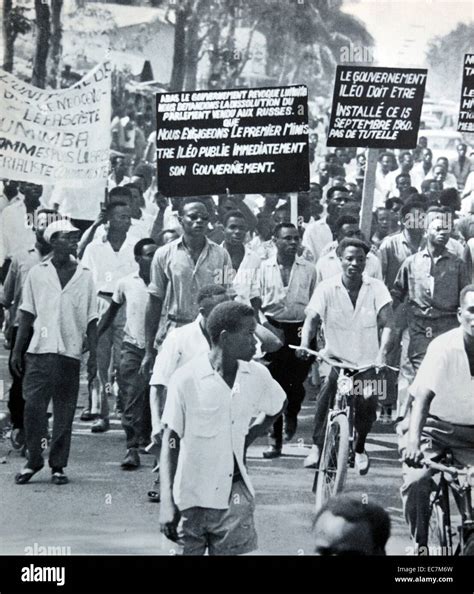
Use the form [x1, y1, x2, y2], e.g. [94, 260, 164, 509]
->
[424, 458, 474, 555]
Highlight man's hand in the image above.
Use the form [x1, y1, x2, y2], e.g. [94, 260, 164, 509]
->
[140, 351, 155, 377]
[155, 193, 168, 211]
[295, 345, 313, 361]
[374, 350, 387, 371]
[10, 350, 23, 377]
[87, 353, 97, 381]
[159, 500, 180, 542]
[403, 440, 423, 467]
[93, 209, 107, 228]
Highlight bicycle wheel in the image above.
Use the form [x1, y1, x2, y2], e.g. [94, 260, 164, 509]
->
[462, 531, 474, 556]
[427, 494, 449, 554]
[315, 413, 350, 512]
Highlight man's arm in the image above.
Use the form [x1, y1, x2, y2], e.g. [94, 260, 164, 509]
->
[245, 400, 287, 449]
[86, 319, 98, 380]
[403, 388, 435, 466]
[375, 303, 396, 367]
[255, 323, 283, 354]
[140, 294, 163, 376]
[77, 211, 107, 260]
[299, 310, 321, 351]
[159, 428, 181, 541]
[10, 310, 35, 376]
[97, 301, 122, 337]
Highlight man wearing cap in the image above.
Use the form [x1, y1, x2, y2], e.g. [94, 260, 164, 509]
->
[11, 220, 98, 486]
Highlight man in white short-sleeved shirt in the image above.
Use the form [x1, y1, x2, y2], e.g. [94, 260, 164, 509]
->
[159, 301, 286, 555]
[400, 285, 474, 550]
[298, 238, 394, 474]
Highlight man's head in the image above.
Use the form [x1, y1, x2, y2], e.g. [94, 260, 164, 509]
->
[400, 198, 426, 232]
[179, 199, 209, 238]
[379, 152, 393, 175]
[122, 183, 144, 218]
[109, 186, 133, 208]
[197, 284, 230, 320]
[112, 156, 128, 178]
[313, 496, 390, 556]
[458, 285, 474, 337]
[318, 162, 330, 185]
[418, 136, 428, 149]
[399, 151, 414, 172]
[106, 200, 132, 234]
[327, 186, 350, 218]
[223, 210, 248, 246]
[272, 205, 291, 226]
[334, 215, 362, 243]
[44, 220, 81, 258]
[19, 182, 43, 210]
[206, 301, 257, 361]
[273, 223, 300, 259]
[436, 157, 449, 172]
[425, 207, 452, 248]
[457, 142, 467, 159]
[3, 180, 19, 200]
[395, 173, 411, 193]
[337, 237, 369, 280]
[439, 188, 460, 213]
[34, 209, 62, 244]
[134, 238, 157, 281]
[421, 148, 433, 167]
[374, 207, 390, 235]
[433, 164, 447, 184]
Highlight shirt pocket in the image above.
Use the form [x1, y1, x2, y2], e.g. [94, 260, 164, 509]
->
[188, 406, 222, 438]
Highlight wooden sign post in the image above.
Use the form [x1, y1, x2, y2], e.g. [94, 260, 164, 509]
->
[360, 148, 379, 241]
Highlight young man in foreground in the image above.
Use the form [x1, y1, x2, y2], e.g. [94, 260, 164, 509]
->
[159, 301, 287, 555]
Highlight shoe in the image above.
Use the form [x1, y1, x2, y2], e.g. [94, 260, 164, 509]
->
[51, 469, 69, 485]
[121, 448, 140, 470]
[148, 476, 160, 502]
[91, 418, 110, 433]
[283, 416, 297, 442]
[80, 409, 96, 422]
[14, 465, 44, 485]
[262, 445, 282, 459]
[10, 428, 25, 450]
[355, 451, 370, 475]
[303, 445, 321, 469]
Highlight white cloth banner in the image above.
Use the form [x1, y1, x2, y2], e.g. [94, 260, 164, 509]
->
[0, 62, 111, 187]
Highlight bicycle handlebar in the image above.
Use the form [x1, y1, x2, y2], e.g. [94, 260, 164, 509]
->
[422, 458, 469, 477]
[289, 345, 399, 372]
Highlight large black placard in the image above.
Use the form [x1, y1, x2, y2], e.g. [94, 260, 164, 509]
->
[458, 54, 474, 134]
[327, 66, 427, 149]
[155, 85, 309, 197]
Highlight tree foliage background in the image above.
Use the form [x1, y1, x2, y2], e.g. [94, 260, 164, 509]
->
[426, 22, 474, 101]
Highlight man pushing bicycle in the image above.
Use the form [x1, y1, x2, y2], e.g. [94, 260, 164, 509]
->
[400, 285, 474, 552]
[297, 237, 395, 474]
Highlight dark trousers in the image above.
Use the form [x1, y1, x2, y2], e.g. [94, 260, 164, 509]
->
[312, 368, 379, 453]
[408, 315, 458, 371]
[23, 354, 80, 470]
[266, 320, 312, 447]
[7, 326, 34, 429]
[120, 342, 151, 449]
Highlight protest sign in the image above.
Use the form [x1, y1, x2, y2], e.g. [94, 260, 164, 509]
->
[458, 54, 474, 134]
[155, 85, 309, 197]
[0, 62, 111, 187]
[327, 66, 427, 149]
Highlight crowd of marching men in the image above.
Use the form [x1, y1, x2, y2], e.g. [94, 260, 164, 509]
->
[0, 134, 473, 550]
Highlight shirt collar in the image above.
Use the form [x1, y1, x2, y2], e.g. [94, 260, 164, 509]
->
[197, 353, 250, 380]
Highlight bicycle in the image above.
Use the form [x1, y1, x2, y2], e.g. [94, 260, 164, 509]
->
[290, 345, 397, 511]
[422, 455, 474, 555]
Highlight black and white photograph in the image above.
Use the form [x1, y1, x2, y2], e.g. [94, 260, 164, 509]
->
[0, 0, 473, 591]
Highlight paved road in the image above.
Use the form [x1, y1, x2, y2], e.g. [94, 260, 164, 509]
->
[0, 338, 412, 556]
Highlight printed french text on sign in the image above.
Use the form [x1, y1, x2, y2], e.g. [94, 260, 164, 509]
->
[155, 85, 309, 197]
[327, 66, 427, 149]
[458, 54, 474, 134]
